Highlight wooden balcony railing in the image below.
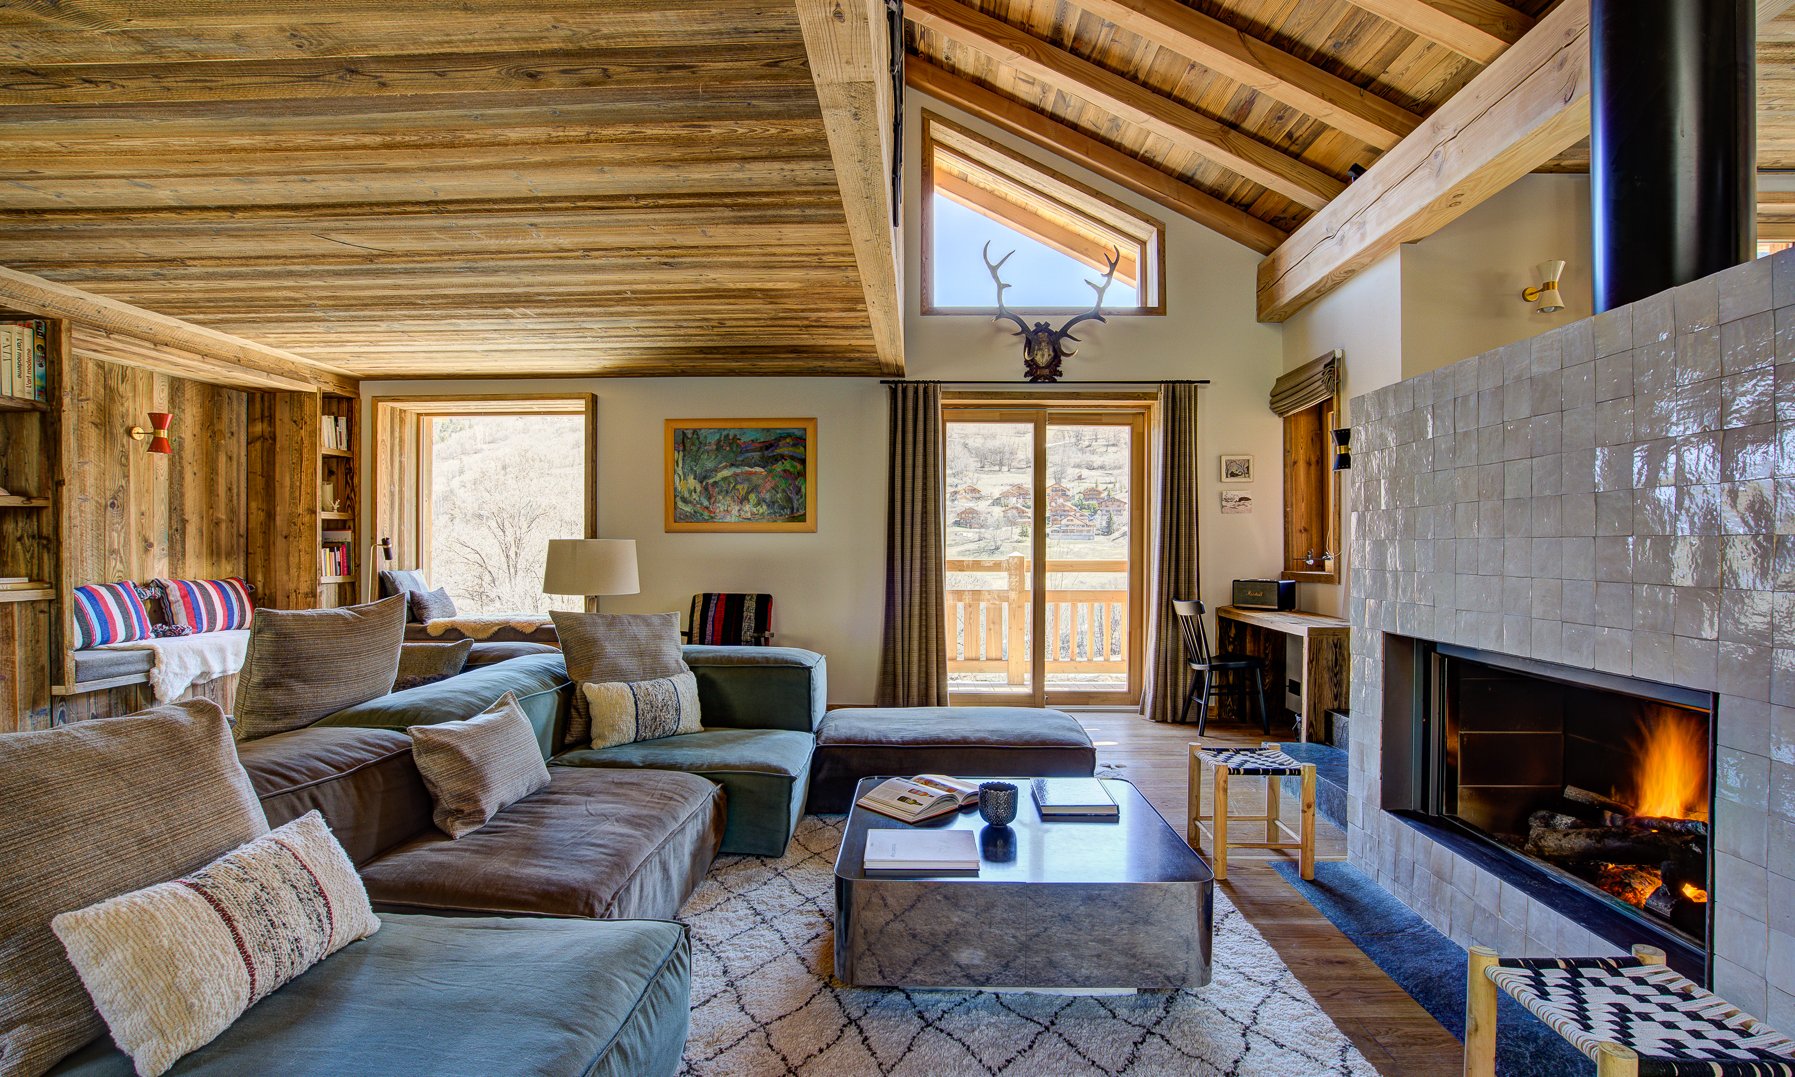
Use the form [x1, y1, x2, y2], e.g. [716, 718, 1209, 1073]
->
[945, 556, 1129, 686]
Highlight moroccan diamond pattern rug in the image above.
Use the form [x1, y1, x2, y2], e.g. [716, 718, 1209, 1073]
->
[678, 816, 1377, 1076]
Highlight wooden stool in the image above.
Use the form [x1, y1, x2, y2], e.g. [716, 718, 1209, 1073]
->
[1464, 944, 1795, 1076]
[1186, 741, 1315, 881]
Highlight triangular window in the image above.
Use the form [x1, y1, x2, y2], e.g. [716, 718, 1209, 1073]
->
[923, 113, 1163, 315]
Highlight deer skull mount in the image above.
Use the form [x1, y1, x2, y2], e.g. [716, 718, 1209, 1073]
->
[981, 241, 1120, 383]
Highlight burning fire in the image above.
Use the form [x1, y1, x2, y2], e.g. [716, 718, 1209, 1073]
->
[1625, 709, 1709, 821]
[1680, 882, 1709, 904]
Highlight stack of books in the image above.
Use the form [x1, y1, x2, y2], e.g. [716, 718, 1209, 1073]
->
[862, 829, 979, 874]
[321, 415, 352, 451]
[319, 545, 353, 578]
[1, 320, 48, 403]
[0, 576, 44, 593]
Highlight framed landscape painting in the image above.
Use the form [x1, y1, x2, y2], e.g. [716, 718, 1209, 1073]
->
[664, 418, 817, 532]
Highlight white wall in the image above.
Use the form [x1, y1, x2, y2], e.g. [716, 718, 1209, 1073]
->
[356, 88, 1287, 705]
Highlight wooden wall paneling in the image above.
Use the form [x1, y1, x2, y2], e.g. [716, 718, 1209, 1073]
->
[50, 672, 236, 725]
[166, 376, 249, 581]
[0, 601, 52, 731]
[246, 391, 322, 611]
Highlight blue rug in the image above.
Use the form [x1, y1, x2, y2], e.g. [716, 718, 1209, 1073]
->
[1270, 861, 1587, 1077]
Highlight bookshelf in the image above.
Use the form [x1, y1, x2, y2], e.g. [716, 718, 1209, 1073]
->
[0, 311, 60, 730]
[318, 392, 358, 608]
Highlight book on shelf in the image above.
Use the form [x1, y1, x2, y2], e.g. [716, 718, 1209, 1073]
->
[862, 829, 979, 873]
[0, 320, 47, 402]
[1030, 777, 1118, 819]
[318, 544, 353, 578]
[322, 415, 350, 452]
[854, 775, 981, 823]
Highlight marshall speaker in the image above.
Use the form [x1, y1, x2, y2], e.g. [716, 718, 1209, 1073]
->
[1231, 578, 1295, 611]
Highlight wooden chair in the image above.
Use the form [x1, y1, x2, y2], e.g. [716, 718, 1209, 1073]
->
[1172, 598, 1269, 734]
[684, 592, 775, 646]
[1186, 741, 1316, 882]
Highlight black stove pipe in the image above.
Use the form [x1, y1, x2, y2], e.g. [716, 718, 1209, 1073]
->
[1590, 0, 1755, 312]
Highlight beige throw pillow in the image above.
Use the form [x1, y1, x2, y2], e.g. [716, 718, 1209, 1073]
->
[0, 699, 267, 1077]
[51, 811, 378, 1077]
[582, 671, 703, 750]
[408, 693, 551, 838]
[550, 610, 689, 746]
[233, 594, 407, 741]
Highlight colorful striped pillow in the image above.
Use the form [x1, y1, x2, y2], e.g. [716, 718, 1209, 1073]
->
[71, 582, 153, 649]
[155, 577, 255, 635]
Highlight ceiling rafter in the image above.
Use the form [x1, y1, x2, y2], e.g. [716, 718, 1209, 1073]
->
[1069, 0, 1423, 150]
[1345, 0, 1533, 65]
[904, 0, 1347, 210]
[906, 60, 1288, 254]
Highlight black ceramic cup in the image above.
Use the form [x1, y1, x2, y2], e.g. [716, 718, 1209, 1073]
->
[978, 781, 1019, 827]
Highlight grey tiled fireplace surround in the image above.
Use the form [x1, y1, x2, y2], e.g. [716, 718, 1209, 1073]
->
[1347, 249, 1795, 1027]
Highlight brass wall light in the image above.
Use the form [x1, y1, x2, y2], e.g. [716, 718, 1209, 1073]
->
[1522, 260, 1567, 314]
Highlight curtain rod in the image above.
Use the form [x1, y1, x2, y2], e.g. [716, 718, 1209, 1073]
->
[879, 379, 1209, 386]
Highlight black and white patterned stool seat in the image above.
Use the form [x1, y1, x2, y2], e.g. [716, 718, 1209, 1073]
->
[1196, 746, 1304, 776]
[1487, 958, 1795, 1075]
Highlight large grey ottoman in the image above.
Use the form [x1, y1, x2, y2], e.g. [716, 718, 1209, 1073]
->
[806, 707, 1097, 812]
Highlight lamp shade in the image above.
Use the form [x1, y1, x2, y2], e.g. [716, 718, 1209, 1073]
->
[543, 539, 639, 596]
[1533, 260, 1566, 314]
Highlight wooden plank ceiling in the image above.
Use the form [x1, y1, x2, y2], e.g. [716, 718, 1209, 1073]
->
[0, 1, 885, 377]
[908, 0, 1794, 269]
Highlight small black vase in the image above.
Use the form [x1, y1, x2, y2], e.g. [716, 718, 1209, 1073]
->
[978, 781, 1019, 827]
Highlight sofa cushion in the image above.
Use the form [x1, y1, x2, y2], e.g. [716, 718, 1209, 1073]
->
[0, 700, 268, 1077]
[235, 726, 432, 867]
[465, 641, 559, 668]
[154, 577, 254, 635]
[808, 706, 1096, 812]
[52, 812, 379, 1077]
[394, 639, 472, 690]
[581, 671, 702, 749]
[71, 646, 156, 683]
[553, 611, 688, 747]
[46, 913, 692, 1077]
[358, 768, 723, 921]
[314, 653, 571, 759]
[555, 728, 813, 858]
[70, 581, 154, 649]
[232, 595, 407, 741]
[409, 693, 551, 838]
[408, 586, 457, 623]
[377, 568, 429, 623]
[683, 645, 826, 733]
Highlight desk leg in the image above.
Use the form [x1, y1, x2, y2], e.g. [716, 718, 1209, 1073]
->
[1297, 639, 1312, 743]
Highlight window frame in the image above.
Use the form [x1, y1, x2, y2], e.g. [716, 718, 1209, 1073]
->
[920, 112, 1166, 318]
[1281, 396, 1341, 584]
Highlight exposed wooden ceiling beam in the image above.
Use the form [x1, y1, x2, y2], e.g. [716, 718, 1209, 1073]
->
[1070, 0, 1422, 150]
[907, 60, 1288, 253]
[1258, 0, 1589, 322]
[1762, 0, 1795, 26]
[904, 0, 1345, 210]
[796, 0, 902, 375]
[1347, 0, 1533, 65]
[0, 266, 357, 393]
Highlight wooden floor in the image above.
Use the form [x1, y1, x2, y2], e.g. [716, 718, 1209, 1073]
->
[1075, 710, 1465, 1077]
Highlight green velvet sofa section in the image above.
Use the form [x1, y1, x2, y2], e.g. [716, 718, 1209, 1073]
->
[314, 653, 572, 758]
[555, 728, 813, 857]
[48, 914, 691, 1077]
[682, 646, 826, 733]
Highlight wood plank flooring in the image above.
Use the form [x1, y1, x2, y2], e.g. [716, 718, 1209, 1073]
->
[1074, 710, 1464, 1077]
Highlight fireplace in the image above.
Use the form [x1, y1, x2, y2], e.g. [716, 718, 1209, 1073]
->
[1384, 638, 1715, 975]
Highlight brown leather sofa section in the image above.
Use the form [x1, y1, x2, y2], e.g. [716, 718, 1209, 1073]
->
[360, 768, 724, 921]
[237, 726, 432, 867]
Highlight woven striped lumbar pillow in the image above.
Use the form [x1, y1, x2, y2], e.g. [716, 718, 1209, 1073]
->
[581, 670, 703, 750]
[70, 581, 154, 649]
[154, 576, 255, 634]
[50, 811, 378, 1077]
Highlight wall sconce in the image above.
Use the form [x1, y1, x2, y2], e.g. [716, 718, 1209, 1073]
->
[129, 412, 172, 455]
[1522, 260, 1566, 314]
[1332, 427, 1352, 471]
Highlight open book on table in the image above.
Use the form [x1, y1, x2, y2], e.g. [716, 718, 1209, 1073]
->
[855, 775, 981, 823]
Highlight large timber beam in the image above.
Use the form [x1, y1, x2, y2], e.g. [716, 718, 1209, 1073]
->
[1257, 0, 1589, 322]
[1072, 0, 1422, 149]
[0, 266, 357, 393]
[905, 0, 1345, 210]
[1762, 0, 1795, 25]
[797, 0, 904, 375]
[1347, 0, 1533, 65]
[907, 61, 1287, 253]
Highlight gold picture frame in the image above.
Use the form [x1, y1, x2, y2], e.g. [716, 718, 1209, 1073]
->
[664, 418, 818, 533]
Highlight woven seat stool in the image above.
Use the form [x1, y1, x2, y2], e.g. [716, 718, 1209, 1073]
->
[1186, 742, 1315, 881]
[1465, 944, 1795, 1077]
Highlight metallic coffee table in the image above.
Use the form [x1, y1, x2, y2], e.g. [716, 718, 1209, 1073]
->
[833, 777, 1214, 990]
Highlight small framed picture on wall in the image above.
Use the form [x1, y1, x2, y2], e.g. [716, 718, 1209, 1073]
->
[1219, 454, 1253, 483]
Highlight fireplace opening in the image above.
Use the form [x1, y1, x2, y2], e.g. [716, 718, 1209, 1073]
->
[1425, 645, 1715, 952]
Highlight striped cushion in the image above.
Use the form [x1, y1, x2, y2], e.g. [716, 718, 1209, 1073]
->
[71, 581, 154, 649]
[550, 611, 689, 748]
[156, 577, 255, 634]
[688, 592, 774, 646]
[580, 671, 703, 750]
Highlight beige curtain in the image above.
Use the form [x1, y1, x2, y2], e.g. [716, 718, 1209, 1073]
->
[1142, 382, 1201, 722]
[877, 382, 948, 707]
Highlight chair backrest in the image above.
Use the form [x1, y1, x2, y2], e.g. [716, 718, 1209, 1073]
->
[1170, 598, 1212, 668]
[689, 592, 775, 646]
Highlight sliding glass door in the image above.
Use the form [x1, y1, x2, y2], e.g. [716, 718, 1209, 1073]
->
[943, 403, 1147, 706]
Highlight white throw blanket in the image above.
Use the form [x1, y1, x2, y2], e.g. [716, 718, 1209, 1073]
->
[98, 629, 251, 703]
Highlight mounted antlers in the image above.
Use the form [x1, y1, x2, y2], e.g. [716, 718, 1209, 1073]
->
[981, 241, 1121, 383]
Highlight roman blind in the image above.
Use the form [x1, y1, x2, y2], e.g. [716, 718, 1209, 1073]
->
[1270, 349, 1341, 417]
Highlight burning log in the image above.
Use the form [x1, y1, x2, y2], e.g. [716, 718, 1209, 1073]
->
[1528, 809, 1591, 831]
[1523, 824, 1697, 865]
[1620, 815, 1707, 836]
[1563, 785, 1633, 816]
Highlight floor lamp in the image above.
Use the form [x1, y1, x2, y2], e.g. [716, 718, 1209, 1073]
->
[542, 539, 640, 612]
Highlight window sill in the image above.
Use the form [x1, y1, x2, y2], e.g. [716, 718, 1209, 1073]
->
[1283, 569, 1339, 585]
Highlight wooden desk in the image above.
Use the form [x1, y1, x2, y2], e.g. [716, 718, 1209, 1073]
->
[1214, 606, 1350, 743]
